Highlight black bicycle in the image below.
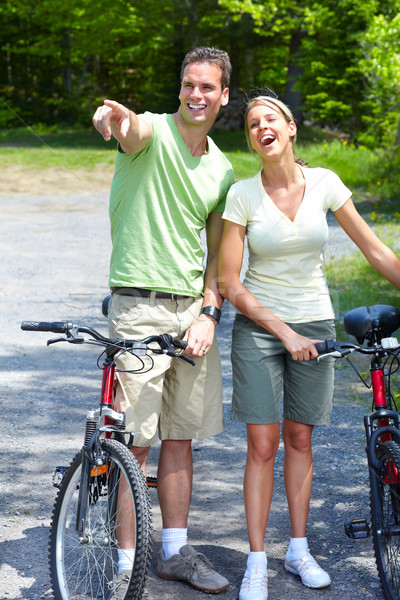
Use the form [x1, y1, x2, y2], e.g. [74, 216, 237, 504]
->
[21, 315, 193, 600]
[316, 304, 400, 600]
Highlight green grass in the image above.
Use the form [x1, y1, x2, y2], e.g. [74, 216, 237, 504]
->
[0, 145, 116, 171]
[326, 226, 400, 338]
[0, 125, 116, 170]
[212, 128, 383, 192]
[298, 139, 381, 191]
[0, 124, 384, 190]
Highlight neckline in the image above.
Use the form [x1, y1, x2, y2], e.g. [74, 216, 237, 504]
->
[258, 164, 306, 224]
[168, 114, 209, 158]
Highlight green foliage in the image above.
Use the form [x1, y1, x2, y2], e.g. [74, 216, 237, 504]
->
[358, 12, 400, 146]
[1, 0, 400, 153]
[299, 0, 372, 131]
[373, 146, 400, 212]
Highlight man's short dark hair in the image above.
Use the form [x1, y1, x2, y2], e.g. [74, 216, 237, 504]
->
[181, 46, 231, 90]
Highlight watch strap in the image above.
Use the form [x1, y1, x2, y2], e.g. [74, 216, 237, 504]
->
[200, 305, 221, 323]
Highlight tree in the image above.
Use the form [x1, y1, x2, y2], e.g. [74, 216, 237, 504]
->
[358, 10, 400, 146]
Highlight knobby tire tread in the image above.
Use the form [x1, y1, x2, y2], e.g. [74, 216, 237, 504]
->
[370, 439, 400, 600]
[49, 438, 152, 600]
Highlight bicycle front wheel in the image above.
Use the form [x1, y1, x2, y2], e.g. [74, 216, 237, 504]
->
[370, 439, 400, 600]
[49, 439, 152, 600]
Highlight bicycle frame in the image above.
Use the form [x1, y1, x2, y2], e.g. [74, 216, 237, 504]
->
[101, 356, 117, 436]
[365, 355, 400, 484]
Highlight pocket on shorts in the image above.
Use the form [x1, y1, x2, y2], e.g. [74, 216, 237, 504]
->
[109, 294, 144, 329]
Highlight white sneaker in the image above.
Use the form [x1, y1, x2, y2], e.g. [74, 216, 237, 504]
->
[239, 566, 268, 599]
[285, 550, 331, 588]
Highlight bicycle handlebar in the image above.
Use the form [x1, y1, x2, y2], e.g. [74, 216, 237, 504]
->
[21, 320, 191, 361]
[315, 337, 400, 360]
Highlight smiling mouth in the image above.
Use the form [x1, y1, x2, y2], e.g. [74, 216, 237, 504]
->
[260, 135, 275, 146]
[189, 104, 206, 112]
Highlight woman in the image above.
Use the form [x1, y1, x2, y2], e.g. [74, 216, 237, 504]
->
[218, 94, 400, 600]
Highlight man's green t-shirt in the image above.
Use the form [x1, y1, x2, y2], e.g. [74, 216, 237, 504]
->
[109, 112, 234, 296]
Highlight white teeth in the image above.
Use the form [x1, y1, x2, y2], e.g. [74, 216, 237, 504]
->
[261, 135, 275, 145]
[189, 104, 206, 111]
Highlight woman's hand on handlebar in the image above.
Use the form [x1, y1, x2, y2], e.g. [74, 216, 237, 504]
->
[281, 330, 321, 361]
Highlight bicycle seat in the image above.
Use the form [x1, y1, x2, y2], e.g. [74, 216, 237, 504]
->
[344, 304, 400, 343]
[102, 295, 111, 318]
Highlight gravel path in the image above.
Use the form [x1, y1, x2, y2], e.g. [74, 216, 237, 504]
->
[0, 189, 384, 600]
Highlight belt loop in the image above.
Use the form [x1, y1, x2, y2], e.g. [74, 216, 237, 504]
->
[149, 290, 157, 306]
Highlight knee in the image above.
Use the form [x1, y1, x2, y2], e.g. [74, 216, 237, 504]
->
[131, 445, 150, 469]
[283, 431, 312, 454]
[161, 439, 192, 457]
[248, 438, 279, 464]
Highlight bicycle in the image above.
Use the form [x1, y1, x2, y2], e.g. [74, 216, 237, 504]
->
[315, 303, 400, 600]
[21, 308, 193, 600]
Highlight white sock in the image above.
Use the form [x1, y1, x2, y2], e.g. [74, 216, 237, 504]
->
[162, 528, 188, 560]
[246, 551, 267, 573]
[118, 548, 135, 573]
[287, 537, 308, 558]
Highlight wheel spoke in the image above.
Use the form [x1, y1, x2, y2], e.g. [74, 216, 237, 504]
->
[49, 440, 152, 599]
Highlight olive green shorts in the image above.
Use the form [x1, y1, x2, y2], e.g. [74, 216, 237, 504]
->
[108, 293, 223, 447]
[231, 315, 336, 426]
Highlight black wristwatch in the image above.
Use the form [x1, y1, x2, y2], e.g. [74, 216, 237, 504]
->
[200, 305, 221, 324]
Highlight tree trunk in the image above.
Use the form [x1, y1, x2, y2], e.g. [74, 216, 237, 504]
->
[284, 30, 304, 125]
[62, 32, 72, 95]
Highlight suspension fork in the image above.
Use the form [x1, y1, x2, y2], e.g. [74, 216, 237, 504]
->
[75, 358, 116, 538]
[76, 428, 105, 538]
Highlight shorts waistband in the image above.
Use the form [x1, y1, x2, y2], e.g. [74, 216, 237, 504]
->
[111, 287, 195, 301]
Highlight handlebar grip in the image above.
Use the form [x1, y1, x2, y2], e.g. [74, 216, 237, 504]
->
[21, 321, 70, 333]
[171, 338, 188, 351]
[315, 339, 338, 355]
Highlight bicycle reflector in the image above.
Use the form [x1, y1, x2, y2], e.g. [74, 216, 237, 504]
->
[90, 464, 109, 477]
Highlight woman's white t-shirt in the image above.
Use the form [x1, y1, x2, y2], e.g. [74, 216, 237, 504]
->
[222, 165, 351, 323]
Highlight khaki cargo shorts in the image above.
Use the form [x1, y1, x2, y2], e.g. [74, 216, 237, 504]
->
[108, 293, 223, 446]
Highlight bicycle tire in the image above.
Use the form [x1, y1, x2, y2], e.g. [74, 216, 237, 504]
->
[370, 439, 400, 600]
[49, 438, 152, 600]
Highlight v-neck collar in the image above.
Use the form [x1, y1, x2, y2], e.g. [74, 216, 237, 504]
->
[167, 114, 209, 160]
[257, 164, 306, 224]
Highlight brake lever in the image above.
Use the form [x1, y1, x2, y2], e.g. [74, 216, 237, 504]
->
[47, 326, 84, 346]
[47, 337, 68, 346]
[178, 354, 195, 366]
[160, 347, 195, 366]
[317, 347, 354, 361]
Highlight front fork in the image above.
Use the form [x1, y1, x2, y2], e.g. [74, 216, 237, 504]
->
[75, 358, 131, 538]
[365, 361, 400, 481]
[52, 357, 131, 539]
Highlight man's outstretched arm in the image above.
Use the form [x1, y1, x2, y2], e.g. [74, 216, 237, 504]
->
[92, 99, 152, 154]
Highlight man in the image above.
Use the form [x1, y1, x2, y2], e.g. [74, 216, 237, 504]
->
[93, 46, 234, 596]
